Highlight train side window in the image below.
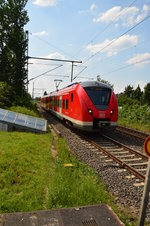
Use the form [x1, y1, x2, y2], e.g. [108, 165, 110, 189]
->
[63, 100, 65, 109]
[71, 93, 73, 102]
[66, 99, 69, 110]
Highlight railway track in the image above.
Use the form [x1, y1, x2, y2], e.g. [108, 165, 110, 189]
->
[39, 107, 150, 222]
[79, 132, 148, 184]
[41, 106, 149, 184]
[116, 125, 149, 141]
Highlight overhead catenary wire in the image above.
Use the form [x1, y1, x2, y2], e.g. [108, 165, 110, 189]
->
[101, 57, 150, 76]
[83, 14, 150, 65]
[74, 37, 150, 80]
[74, 0, 138, 57]
[28, 64, 63, 82]
[73, 66, 87, 81]
[29, 32, 75, 59]
[73, 14, 150, 81]
[91, 37, 150, 65]
[44, 74, 69, 78]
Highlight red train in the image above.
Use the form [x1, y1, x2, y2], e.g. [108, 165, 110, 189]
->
[40, 81, 118, 131]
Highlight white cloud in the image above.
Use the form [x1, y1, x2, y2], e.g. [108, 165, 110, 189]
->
[32, 0, 57, 7]
[126, 53, 150, 67]
[78, 3, 97, 15]
[93, 6, 121, 23]
[136, 4, 149, 23]
[32, 31, 48, 36]
[121, 7, 139, 26]
[86, 35, 138, 56]
[93, 4, 149, 27]
[46, 52, 65, 60]
[90, 3, 96, 12]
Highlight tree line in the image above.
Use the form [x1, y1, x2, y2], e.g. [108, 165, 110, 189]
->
[117, 83, 150, 107]
[0, 0, 31, 108]
[97, 75, 150, 107]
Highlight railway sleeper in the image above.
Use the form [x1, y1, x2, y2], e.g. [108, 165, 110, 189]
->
[117, 154, 135, 158]
[111, 151, 130, 155]
[106, 148, 124, 152]
[123, 158, 142, 162]
[137, 168, 147, 172]
[129, 162, 148, 166]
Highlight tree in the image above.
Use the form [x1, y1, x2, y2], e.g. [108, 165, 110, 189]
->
[0, 0, 29, 104]
[124, 85, 134, 98]
[97, 75, 114, 89]
[133, 85, 143, 104]
[143, 83, 150, 106]
[0, 82, 14, 108]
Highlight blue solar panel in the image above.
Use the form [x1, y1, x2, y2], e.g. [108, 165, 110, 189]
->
[0, 109, 7, 120]
[4, 111, 17, 123]
[15, 114, 26, 126]
[0, 108, 47, 133]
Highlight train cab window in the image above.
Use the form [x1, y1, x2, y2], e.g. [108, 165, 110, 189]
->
[71, 93, 73, 102]
[63, 100, 65, 109]
[84, 87, 111, 110]
[66, 99, 69, 110]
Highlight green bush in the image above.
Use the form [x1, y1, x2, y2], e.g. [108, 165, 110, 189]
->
[118, 104, 150, 132]
[9, 106, 40, 117]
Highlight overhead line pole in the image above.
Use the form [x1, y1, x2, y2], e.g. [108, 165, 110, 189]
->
[71, 62, 74, 82]
[28, 56, 82, 82]
[25, 30, 29, 91]
[28, 56, 82, 64]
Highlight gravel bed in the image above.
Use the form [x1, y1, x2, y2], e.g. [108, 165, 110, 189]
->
[40, 109, 150, 223]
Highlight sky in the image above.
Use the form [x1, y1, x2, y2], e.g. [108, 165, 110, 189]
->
[25, 0, 150, 97]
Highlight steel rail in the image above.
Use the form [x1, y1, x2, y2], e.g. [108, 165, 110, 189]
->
[80, 133, 146, 182]
[102, 134, 148, 161]
[89, 138, 145, 181]
[116, 125, 149, 141]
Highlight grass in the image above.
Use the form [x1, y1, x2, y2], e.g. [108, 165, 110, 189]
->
[0, 131, 52, 212]
[47, 138, 111, 208]
[9, 106, 40, 117]
[47, 138, 138, 226]
[118, 119, 150, 133]
[0, 131, 139, 225]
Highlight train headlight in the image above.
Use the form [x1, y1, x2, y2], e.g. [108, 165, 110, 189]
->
[88, 108, 93, 116]
[110, 109, 114, 116]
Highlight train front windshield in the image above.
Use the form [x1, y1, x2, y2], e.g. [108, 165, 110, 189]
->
[84, 87, 111, 110]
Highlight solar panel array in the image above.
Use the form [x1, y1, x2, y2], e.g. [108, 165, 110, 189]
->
[0, 108, 47, 133]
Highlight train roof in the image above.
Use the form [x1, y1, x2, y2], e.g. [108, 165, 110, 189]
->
[41, 80, 111, 98]
[79, 81, 111, 89]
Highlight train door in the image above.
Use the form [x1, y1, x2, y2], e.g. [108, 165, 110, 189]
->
[70, 92, 74, 116]
[59, 96, 62, 114]
[52, 96, 54, 111]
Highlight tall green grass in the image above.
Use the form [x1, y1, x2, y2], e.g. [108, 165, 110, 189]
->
[47, 138, 110, 209]
[0, 132, 138, 225]
[0, 132, 52, 212]
[46, 138, 138, 226]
